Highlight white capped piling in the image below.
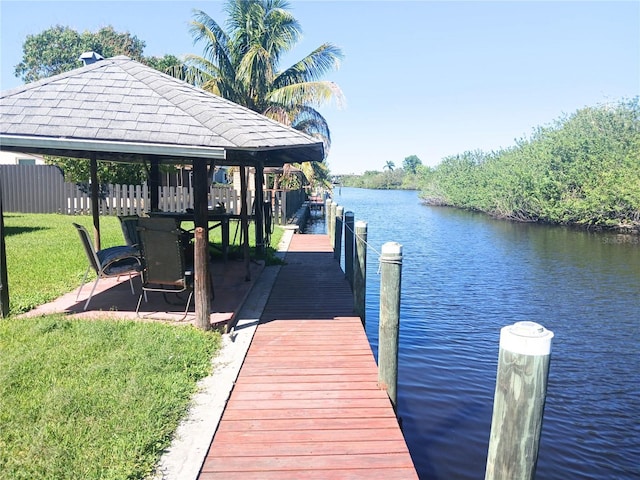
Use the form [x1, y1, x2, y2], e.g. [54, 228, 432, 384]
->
[344, 211, 355, 287]
[485, 321, 554, 480]
[378, 241, 403, 410]
[325, 198, 333, 236]
[329, 202, 337, 247]
[333, 206, 344, 263]
[354, 221, 368, 325]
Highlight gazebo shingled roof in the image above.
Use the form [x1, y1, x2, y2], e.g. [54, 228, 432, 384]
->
[0, 55, 323, 328]
[0, 55, 324, 166]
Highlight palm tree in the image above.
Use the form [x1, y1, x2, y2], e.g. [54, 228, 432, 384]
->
[384, 161, 395, 172]
[171, 0, 344, 188]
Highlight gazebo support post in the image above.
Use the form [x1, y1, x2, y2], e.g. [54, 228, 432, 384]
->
[254, 159, 265, 258]
[239, 164, 251, 281]
[192, 159, 211, 330]
[0, 181, 9, 318]
[90, 153, 101, 250]
[149, 157, 160, 212]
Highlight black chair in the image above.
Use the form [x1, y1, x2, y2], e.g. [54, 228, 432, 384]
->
[135, 217, 194, 320]
[73, 223, 142, 310]
[118, 215, 141, 250]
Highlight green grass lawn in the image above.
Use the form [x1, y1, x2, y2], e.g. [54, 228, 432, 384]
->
[0, 316, 220, 479]
[4, 213, 125, 315]
[0, 212, 284, 478]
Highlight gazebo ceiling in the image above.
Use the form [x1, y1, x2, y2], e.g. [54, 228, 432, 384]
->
[0, 55, 324, 167]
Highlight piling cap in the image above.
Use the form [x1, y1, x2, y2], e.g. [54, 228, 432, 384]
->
[381, 241, 403, 255]
[500, 321, 554, 356]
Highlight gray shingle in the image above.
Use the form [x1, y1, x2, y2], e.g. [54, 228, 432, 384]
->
[113, 111, 137, 122]
[73, 127, 100, 138]
[85, 118, 111, 128]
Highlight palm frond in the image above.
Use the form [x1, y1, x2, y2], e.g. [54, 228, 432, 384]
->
[291, 106, 331, 157]
[237, 44, 275, 109]
[190, 10, 236, 86]
[262, 3, 300, 59]
[275, 43, 343, 87]
[190, 10, 231, 63]
[267, 81, 344, 109]
[170, 56, 216, 86]
[262, 105, 291, 125]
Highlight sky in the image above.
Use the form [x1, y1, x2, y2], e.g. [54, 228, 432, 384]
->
[1, 1, 639, 174]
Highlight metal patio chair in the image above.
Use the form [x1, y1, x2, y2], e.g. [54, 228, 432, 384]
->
[73, 223, 142, 310]
[118, 214, 141, 250]
[135, 217, 195, 320]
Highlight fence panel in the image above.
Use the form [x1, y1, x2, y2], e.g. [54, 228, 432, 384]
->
[0, 165, 69, 213]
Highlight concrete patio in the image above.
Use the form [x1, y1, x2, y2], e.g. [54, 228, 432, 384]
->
[21, 255, 265, 330]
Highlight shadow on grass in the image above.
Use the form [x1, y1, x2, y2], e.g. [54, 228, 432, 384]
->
[3, 225, 49, 237]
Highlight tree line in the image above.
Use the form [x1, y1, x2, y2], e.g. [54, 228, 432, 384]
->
[419, 98, 640, 232]
[340, 155, 425, 190]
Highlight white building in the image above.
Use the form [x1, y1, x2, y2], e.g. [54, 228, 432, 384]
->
[0, 151, 45, 165]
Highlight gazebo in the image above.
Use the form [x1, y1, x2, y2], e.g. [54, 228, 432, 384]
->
[0, 54, 324, 327]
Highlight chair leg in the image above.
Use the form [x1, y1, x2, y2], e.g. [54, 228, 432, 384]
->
[179, 291, 195, 322]
[135, 291, 145, 318]
[76, 267, 91, 301]
[136, 289, 191, 321]
[127, 274, 135, 295]
[83, 277, 101, 310]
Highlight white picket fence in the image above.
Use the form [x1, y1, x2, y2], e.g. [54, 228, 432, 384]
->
[66, 184, 303, 224]
[67, 184, 252, 216]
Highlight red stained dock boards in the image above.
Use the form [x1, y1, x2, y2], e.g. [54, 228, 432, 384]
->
[198, 234, 418, 479]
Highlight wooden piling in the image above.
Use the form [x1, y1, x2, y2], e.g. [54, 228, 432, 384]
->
[193, 226, 211, 330]
[325, 198, 333, 237]
[485, 321, 554, 480]
[333, 206, 344, 263]
[354, 221, 368, 325]
[344, 211, 355, 287]
[378, 241, 403, 410]
[329, 202, 337, 248]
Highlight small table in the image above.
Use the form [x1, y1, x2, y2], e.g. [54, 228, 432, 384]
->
[150, 211, 236, 262]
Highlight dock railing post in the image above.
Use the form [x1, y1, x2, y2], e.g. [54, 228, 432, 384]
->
[329, 202, 337, 247]
[333, 206, 344, 263]
[325, 198, 332, 236]
[344, 211, 354, 287]
[378, 241, 402, 410]
[485, 321, 554, 480]
[354, 221, 367, 325]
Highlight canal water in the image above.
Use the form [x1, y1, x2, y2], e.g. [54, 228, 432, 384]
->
[304, 187, 640, 480]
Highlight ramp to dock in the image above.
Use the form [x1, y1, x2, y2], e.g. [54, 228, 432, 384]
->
[198, 234, 418, 479]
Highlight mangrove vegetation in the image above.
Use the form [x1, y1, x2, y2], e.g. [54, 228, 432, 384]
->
[420, 98, 639, 231]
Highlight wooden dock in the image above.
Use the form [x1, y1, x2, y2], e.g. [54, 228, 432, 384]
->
[198, 234, 418, 479]
[308, 194, 325, 211]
